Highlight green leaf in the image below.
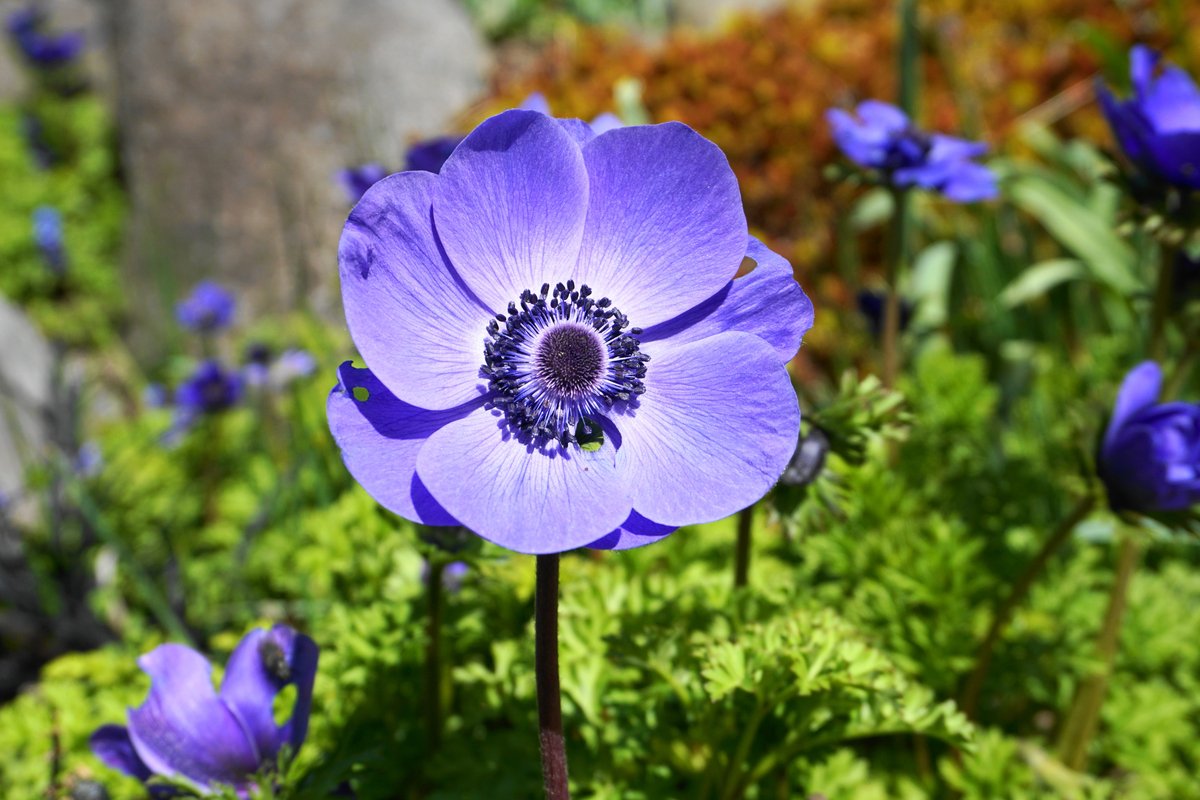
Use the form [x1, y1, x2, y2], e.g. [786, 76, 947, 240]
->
[999, 259, 1088, 308]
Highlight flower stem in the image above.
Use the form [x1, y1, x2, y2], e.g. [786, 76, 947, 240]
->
[882, 186, 912, 389]
[425, 560, 444, 750]
[1056, 534, 1140, 770]
[1148, 243, 1176, 362]
[959, 493, 1095, 719]
[536, 554, 570, 799]
[733, 505, 754, 589]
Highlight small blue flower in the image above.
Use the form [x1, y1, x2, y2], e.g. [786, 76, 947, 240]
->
[336, 163, 389, 204]
[6, 4, 84, 68]
[779, 427, 831, 488]
[175, 360, 243, 419]
[90, 625, 319, 797]
[143, 383, 168, 409]
[32, 206, 66, 275]
[405, 136, 464, 174]
[273, 349, 317, 386]
[74, 441, 102, 478]
[1097, 46, 1200, 191]
[826, 100, 997, 201]
[176, 281, 236, 333]
[1099, 361, 1200, 514]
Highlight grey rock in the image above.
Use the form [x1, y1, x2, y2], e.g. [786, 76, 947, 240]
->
[0, 296, 53, 517]
[104, 0, 489, 355]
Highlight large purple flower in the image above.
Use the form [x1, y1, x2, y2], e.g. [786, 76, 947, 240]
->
[90, 625, 319, 796]
[1099, 362, 1200, 514]
[826, 100, 997, 202]
[1097, 46, 1200, 191]
[176, 281, 236, 333]
[328, 110, 813, 554]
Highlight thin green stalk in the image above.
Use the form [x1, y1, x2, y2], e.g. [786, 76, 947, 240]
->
[1148, 243, 1176, 362]
[425, 560, 445, 751]
[733, 505, 754, 589]
[882, 187, 912, 389]
[1164, 340, 1198, 399]
[536, 554, 570, 799]
[1056, 535, 1140, 770]
[959, 494, 1096, 719]
[897, 0, 920, 117]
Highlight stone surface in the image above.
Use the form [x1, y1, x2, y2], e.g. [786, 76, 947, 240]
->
[103, 0, 490, 355]
[0, 296, 53, 514]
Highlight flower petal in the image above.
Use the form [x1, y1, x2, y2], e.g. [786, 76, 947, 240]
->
[415, 405, 630, 554]
[126, 644, 259, 792]
[573, 123, 747, 327]
[219, 626, 319, 766]
[612, 332, 799, 527]
[640, 237, 813, 363]
[90, 725, 152, 782]
[434, 110, 590, 314]
[326, 362, 471, 526]
[587, 510, 677, 550]
[339, 170, 494, 410]
[1103, 361, 1163, 458]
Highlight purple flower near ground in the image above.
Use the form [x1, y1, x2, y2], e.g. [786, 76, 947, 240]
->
[327, 109, 814, 554]
[826, 100, 997, 201]
[337, 163, 389, 204]
[1097, 46, 1200, 190]
[176, 281, 235, 333]
[6, 5, 84, 68]
[32, 205, 66, 275]
[175, 360, 243, 418]
[1099, 361, 1200, 514]
[90, 625, 318, 797]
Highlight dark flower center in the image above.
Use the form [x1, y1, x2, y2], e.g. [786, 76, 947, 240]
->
[535, 324, 605, 397]
[482, 280, 649, 447]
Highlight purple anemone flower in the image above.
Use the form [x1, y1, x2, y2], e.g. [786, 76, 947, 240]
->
[405, 137, 464, 175]
[90, 625, 318, 797]
[6, 5, 84, 68]
[176, 281, 236, 333]
[337, 163, 389, 205]
[1099, 362, 1200, 514]
[327, 109, 814, 554]
[33, 205, 67, 276]
[1097, 46, 1200, 191]
[827, 100, 997, 202]
[175, 360, 243, 418]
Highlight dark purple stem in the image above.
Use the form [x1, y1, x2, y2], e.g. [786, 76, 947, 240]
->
[536, 554, 570, 799]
